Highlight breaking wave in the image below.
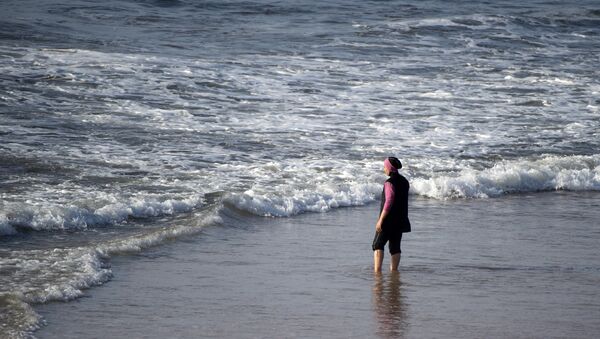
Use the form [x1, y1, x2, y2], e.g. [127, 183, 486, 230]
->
[412, 155, 600, 199]
[0, 196, 203, 236]
[227, 155, 600, 216]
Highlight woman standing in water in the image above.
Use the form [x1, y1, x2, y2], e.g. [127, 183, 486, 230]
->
[372, 157, 411, 273]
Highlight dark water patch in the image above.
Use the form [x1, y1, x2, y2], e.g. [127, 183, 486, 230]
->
[407, 24, 474, 36]
[137, 0, 185, 8]
[111, 170, 152, 177]
[451, 18, 484, 26]
[190, 1, 315, 16]
[512, 15, 554, 30]
[234, 5, 315, 16]
[9, 74, 103, 90]
[194, 81, 233, 90]
[127, 15, 164, 24]
[0, 21, 70, 45]
[478, 36, 547, 52]
[515, 99, 549, 107]
[353, 25, 388, 38]
[488, 87, 548, 94]
[79, 174, 141, 185]
[20, 87, 92, 103]
[509, 70, 546, 78]
[393, 66, 452, 76]
[47, 5, 133, 22]
[380, 4, 422, 19]
[291, 88, 322, 94]
[554, 18, 600, 29]
[160, 43, 189, 50]
[0, 154, 79, 177]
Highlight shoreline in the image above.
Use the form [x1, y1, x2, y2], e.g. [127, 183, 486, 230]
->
[34, 191, 600, 339]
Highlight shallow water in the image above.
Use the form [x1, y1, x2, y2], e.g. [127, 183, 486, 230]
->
[35, 192, 600, 338]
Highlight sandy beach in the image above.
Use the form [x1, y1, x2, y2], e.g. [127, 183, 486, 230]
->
[35, 192, 600, 338]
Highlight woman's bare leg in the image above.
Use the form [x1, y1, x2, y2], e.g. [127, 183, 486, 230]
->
[390, 253, 400, 271]
[374, 250, 384, 273]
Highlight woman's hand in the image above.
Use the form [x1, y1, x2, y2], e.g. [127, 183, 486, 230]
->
[376, 209, 389, 233]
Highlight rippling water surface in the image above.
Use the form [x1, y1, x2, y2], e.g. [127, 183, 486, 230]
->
[1, 0, 599, 337]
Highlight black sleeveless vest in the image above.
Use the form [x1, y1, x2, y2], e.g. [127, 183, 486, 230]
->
[379, 172, 411, 233]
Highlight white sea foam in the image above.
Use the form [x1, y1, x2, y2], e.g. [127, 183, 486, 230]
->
[411, 155, 600, 199]
[419, 90, 453, 99]
[0, 195, 202, 235]
[387, 14, 508, 31]
[2, 154, 600, 236]
[388, 17, 462, 31]
[3, 248, 112, 304]
[0, 208, 221, 338]
[222, 155, 600, 216]
[97, 210, 221, 254]
[0, 293, 41, 339]
[220, 159, 381, 217]
[228, 182, 380, 217]
[543, 77, 575, 85]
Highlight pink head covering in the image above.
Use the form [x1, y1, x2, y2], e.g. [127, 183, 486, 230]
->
[384, 158, 398, 173]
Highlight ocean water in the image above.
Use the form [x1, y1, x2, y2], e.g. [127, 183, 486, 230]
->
[1, 0, 599, 337]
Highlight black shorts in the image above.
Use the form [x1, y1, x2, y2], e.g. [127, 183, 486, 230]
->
[372, 229, 402, 255]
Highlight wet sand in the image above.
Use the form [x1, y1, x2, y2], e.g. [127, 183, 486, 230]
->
[35, 192, 600, 338]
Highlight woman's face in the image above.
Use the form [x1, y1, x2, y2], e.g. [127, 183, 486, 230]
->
[383, 166, 390, 176]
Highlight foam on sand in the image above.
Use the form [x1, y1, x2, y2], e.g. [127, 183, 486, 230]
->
[0, 208, 222, 338]
[0, 293, 41, 339]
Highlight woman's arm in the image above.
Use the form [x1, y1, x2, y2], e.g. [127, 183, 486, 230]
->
[376, 182, 395, 232]
[376, 209, 389, 233]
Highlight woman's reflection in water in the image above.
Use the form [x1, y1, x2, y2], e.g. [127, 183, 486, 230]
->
[372, 272, 407, 338]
